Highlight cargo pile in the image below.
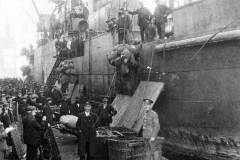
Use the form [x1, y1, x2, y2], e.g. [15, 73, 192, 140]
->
[107, 44, 140, 95]
[59, 115, 78, 129]
[56, 59, 78, 93]
[108, 44, 140, 69]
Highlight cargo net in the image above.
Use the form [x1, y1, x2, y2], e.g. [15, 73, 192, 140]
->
[108, 44, 140, 95]
[56, 59, 78, 94]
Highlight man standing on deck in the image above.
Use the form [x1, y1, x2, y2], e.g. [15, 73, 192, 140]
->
[128, 2, 152, 42]
[154, 0, 172, 39]
[117, 8, 132, 44]
[142, 98, 161, 160]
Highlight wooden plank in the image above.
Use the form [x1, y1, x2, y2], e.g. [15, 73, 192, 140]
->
[121, 97, 143, 129]
[111, 95, 132, 127]
[111, 81, 164, 132]
[47, 126, 61, 160]
[10, 123, 25, 159]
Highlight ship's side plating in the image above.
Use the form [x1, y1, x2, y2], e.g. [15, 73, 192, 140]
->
[141, 38, 240, 159]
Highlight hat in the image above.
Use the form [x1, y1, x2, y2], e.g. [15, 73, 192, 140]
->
[21, 95, 28, 99]
[26, 106, 36, 112]
[103, 97, 109, 102]
[31, 94, 38, 99]
[85, 101, 91, 106]
[27, 92, 32, 95]
[143, 98, 154, 104]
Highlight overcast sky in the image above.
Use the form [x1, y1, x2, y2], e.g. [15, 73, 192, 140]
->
[0, 0, 54, 78]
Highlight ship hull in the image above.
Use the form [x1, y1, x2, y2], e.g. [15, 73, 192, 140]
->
[33, 33, 240, 159]
[142, 39, 240, 159]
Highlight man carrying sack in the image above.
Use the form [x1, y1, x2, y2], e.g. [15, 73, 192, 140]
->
[142, 98, 161, 160]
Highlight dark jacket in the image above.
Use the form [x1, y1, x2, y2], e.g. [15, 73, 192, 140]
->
[36, 96, 47, 106]
[51, 89, 62, 105]
[18, 103, 28, 117]
[43, 104, 54, 125]
[71, 102, 84, 116]
[28, 100, 42, 110]
[0, 124, 7, 151]
[98, 104, 117, 126]
[60, 100, 72, 116]
[76, 112, 99, 156]
[23, 113, 42, 145]
[117, 14, 132, 32]
[129, 7, 152, 28]
[154, 4, 172, 24]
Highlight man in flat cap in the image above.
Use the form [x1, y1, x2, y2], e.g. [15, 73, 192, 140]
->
[23, 106, 42, 160]
[71, 97, 84, 116]
[76, 101, 99, 160]
[51, 86, 63, 106]
[42, 98, 54, 126]
[41, 97, 55, 159]
[36, 90, 47, 109]
[26, 91, 33, 105]
[29, 93, 43, 110]
[142, 98, 161, 160]
[98, 97, 117, 127]
[60, 93, 72, 116]
[19, 95, 28, 117]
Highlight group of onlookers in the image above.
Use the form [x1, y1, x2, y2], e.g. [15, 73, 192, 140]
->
[106, 0, 172, 44]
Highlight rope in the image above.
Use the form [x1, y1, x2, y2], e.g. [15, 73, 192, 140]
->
[107, 71, 117, 97]
[148, 40, 166, 81]
[147, 44, 154, 81]
[188, 20, 239, 63]
[162, 39, 167, 75]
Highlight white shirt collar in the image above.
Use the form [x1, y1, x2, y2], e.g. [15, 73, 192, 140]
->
[85, 111, 90, 116]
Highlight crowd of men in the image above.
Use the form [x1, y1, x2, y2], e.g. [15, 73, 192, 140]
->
[0, 84, 161, 160]
[0, 82, 119, 160]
